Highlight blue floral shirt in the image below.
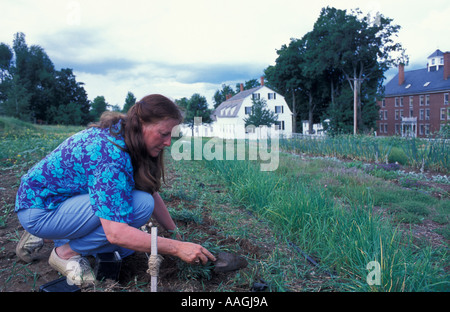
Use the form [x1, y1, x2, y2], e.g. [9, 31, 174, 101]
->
[15, 123, 135, 224]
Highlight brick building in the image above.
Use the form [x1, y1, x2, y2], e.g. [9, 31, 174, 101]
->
[377, 49, 450, 137]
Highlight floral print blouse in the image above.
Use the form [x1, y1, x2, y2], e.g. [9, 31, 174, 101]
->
[15, 122, 135, 223]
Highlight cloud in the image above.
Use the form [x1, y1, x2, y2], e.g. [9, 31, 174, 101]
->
[1, 0, 449, 109]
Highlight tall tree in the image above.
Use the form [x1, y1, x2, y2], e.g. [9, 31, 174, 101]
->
[234, 78, 260, 93]
[0, 43, 13, 104]
[213, 84, 235, 108]
[50, 68, 90, 125]
[182, 93, 212, 136]
[308, 7, 407, 134]
[122, 91, 136, 113]
[266, 37, 328, 134]
[90, 96, 108, 121]
[2, 74, 31, 120]
[265, 41, 305, 133]
[0, 43, 12, 83]
[266, 7, 407, 135]
[1, 33, 91, 124]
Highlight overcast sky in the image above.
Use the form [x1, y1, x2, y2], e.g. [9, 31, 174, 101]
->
[1, 0, 449, 108]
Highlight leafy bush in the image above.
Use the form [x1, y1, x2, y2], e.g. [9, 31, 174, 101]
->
[388, 147, 408, 165]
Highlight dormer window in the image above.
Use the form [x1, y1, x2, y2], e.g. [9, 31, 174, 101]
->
[424, 82, 431, 87]
[405, 84, 411, 89]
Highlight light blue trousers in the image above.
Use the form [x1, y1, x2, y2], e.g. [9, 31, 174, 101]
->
[17, 190, 154, 258]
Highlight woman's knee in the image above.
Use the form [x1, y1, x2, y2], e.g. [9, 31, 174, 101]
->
[130, 190, 154, 226]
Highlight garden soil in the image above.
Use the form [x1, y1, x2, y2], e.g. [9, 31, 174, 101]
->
[1, 161, 448, 292]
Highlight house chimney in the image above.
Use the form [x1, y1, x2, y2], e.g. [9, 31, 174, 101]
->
[444, 52, 450, 80]
[260, 76, 264, 86]
[398, 63, 405, 85]
[240, 83, 244, 92]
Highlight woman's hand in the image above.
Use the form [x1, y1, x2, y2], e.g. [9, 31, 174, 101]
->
[100, 218, 215, 264]
[174, 241, 216, 265]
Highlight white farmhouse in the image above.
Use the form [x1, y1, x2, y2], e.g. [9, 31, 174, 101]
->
[211, 79, 293, 139]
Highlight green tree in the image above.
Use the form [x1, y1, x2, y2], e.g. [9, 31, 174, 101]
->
[243, 98, 277, 128]
[12, 33, 57, 122]
[266, 7, 407, 135]
[1, 33, 91, 124]
[90, 96, 108, 121]
[265, 42, 305, 133]
[213, 84, 235, 108]
[122, 91, 136, 113]
[234, 79, 260, 93]
[307, 7, 407, 134]
[50, 68, 90, 125]
[2, 74, 31, 120]
[266, 37, 327, 134]
[0, 43, 12, 83]
[48, 102, 83, 125]
[183, 93, 212, 136]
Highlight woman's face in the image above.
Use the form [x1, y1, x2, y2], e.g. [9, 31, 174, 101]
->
[142, 118, 179, 157]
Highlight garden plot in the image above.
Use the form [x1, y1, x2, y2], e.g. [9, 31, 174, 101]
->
[1, 121, 448, 291]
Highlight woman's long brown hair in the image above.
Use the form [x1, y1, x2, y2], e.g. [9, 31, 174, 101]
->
[91, 94, 183, 194]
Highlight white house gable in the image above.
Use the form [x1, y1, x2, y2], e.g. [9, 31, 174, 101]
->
[212, 82, 293, 139]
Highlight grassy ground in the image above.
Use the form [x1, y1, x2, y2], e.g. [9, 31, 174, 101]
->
[0, 117, 448, 292]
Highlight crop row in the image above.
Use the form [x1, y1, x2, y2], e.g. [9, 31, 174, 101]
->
[279, 134, 449, 173]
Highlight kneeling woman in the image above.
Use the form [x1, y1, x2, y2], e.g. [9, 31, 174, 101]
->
[15, 94, 215, 285]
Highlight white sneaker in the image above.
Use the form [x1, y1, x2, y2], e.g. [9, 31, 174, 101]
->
[16, 231, 44, 263]
[48, 248, 96, 286]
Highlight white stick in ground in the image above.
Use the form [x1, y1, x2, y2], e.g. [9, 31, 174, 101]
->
[150, 226, 158, 292]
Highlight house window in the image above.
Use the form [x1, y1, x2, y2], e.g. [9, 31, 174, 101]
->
[410, 108, 414, 117]
[441, 108, 446, 120]
[379, 123, 383, 133]
[384, 124, 388, 133]
[395, 124, 400, 135]
[379, 111, 383, 120]
[420, 95, 424, 106]
[384, 110, 388, 120]
[445, 93, 449, 105]
[420, 109, 424, 120]
[252, 93, 260, 100]
[399, 110, 404, 119]
[268, 93, 276, 100]
[440, 57, 444, 65]
[275, 106, 284, 114]
[425, 109, 430, 120]
[400, 97, 404, 107]
[426, 95, 430, 106]
[409, 96, 413, 107]
[382, 99, 386, 107]
[420, 124, 424, 135]
[425, 124, 430, 135]
[395, 97, 399, 107]
[395, 110, 399, 120]
[275, 121, 285, 130]
[448, 108, 450, 120]
[245, 107, 252, 115]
